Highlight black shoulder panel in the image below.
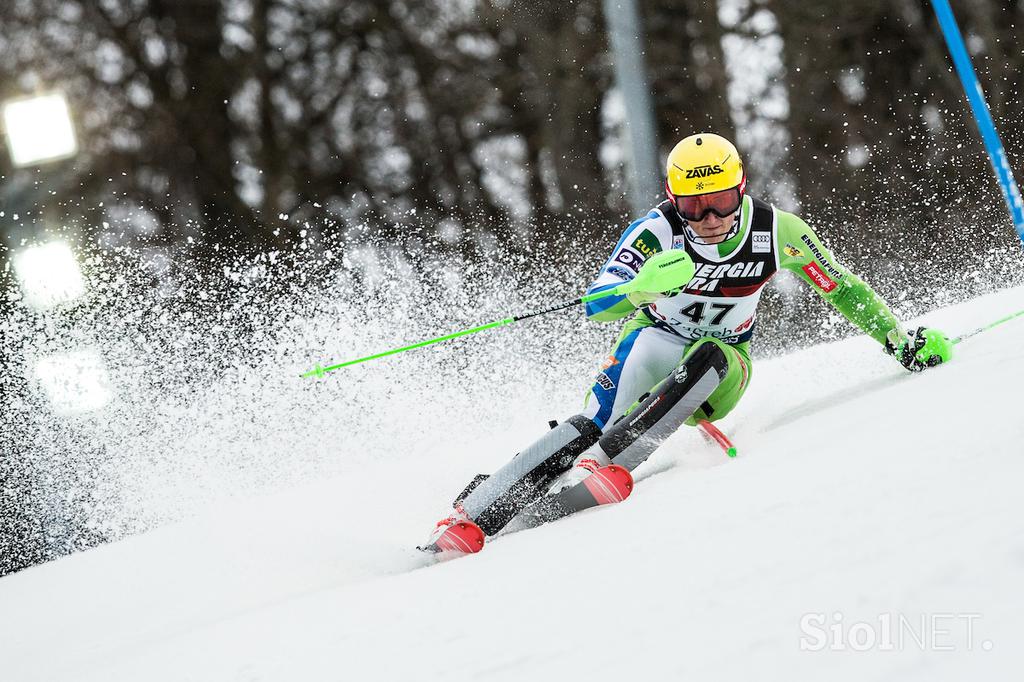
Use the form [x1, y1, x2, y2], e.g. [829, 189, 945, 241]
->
[657, 199, 686, 237]
[749, 196, 774, 232]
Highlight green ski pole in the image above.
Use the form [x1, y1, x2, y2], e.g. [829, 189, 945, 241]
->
[302, 250, 695, 378]
[953, 307, 1024, 345]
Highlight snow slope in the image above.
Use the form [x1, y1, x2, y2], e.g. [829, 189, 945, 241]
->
[2, 286, 1023, 682]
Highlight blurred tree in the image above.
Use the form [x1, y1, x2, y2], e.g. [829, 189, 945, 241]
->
[0, 0, 631, 254]
[775, 0, 1023, 270]
[479, 0, 630, 241]
[643, 0, 735, 147]
[0, 0, 1019, 296]
[0, 0, 264, 246]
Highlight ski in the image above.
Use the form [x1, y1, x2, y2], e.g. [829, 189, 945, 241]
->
[513, 464, 634, 530]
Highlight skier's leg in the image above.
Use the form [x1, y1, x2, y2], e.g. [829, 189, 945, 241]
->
[580, 316, 689, 430]
[454, 336, 747, 540]
[683, 339, 752, 425]
[458, 415, 602, 535]
[456, 320, 685, 536]
[566, 318, 687, 478]
[595, 337, 737, 471]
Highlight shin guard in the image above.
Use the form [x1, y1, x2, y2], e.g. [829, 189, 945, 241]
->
[460, 415, 602, 536]
[599, 340, 729, 471]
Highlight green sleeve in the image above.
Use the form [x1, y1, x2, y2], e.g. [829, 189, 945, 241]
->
[775, 211, 901, 345]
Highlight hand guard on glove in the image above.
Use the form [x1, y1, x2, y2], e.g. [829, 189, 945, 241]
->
[626, 286, 683, 308]
[885, 326, 953, 372]
[624, 250, 694, 309]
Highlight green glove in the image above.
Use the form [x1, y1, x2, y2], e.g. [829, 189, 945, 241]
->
[626, 289, 666, 308]
[884, 326, 953, 371]
[625, 250, 695, 308]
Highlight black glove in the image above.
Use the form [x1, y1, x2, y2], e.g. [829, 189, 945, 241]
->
[884, 326, 953, 372]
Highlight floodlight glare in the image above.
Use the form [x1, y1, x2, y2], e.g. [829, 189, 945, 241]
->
[35, 349, 113, 415]
[13, 241, 86, 309]
[2, 92, 78, 167]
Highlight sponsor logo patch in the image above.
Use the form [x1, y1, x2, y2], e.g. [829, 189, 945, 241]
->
[752, 231, 771, 254]
[784, 243, 803, 258]
[631, 230, 660, 258]
[627, 393, 663, 428]
[596, 372, 615, 391]
[802, 262, 837, 292]
[600, 355, 619, 371]
[613, 248, 644, 271]
[685, 164, 724, 179]
[685, 261, 766, 293]
[799, 234, 843, 279]
[606, 265, 635, 281]
[673, 365, 688, 383]
[672, 234, 686, 250]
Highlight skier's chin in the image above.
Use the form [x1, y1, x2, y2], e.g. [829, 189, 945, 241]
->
[695, 228, 731, 244]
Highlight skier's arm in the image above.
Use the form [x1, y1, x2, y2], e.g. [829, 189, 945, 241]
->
[584, 279, 636, 322]
[585, 213, 671, 322]
[775, 211, 900, 345]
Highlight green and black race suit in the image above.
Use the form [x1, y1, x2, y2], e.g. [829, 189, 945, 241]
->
[578, 195, 903, 430]
[585, 195, 900, 345]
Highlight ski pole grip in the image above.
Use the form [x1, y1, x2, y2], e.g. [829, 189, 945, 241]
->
[580, 282, 636, 303]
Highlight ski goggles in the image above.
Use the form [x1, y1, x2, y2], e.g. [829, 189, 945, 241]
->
[667, 178, 745, 222]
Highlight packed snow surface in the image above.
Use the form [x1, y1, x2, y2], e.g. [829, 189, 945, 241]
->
[2, 286, 1023, 681]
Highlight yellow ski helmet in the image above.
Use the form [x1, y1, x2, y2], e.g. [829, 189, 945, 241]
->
[665, 133, 746, 221]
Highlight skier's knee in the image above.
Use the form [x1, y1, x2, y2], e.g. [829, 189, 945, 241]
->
[597, 338, 730, 471]
[681, 337, 731, 376]
[682, 339, 748, 425]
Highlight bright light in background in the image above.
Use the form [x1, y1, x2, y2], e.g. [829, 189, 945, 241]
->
[2, 92, 78, 167]
[13, 241, 87, 309]
[35, 349, 113, 415]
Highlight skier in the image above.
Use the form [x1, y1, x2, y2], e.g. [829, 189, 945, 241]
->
[424, 132, 953, 553]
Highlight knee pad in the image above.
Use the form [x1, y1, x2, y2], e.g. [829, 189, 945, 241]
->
[597, 340, 729, 472]
[463, 415, 602, 535]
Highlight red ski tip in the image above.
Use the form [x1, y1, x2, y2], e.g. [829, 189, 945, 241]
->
[433, 520, 486, 554]
[582, 464, 634, 505]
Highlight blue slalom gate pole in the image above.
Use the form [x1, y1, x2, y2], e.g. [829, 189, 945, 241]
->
[930, 0, 1024, 244]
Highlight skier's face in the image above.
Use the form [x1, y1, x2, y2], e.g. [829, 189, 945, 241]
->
[688, 209, 739, 244]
